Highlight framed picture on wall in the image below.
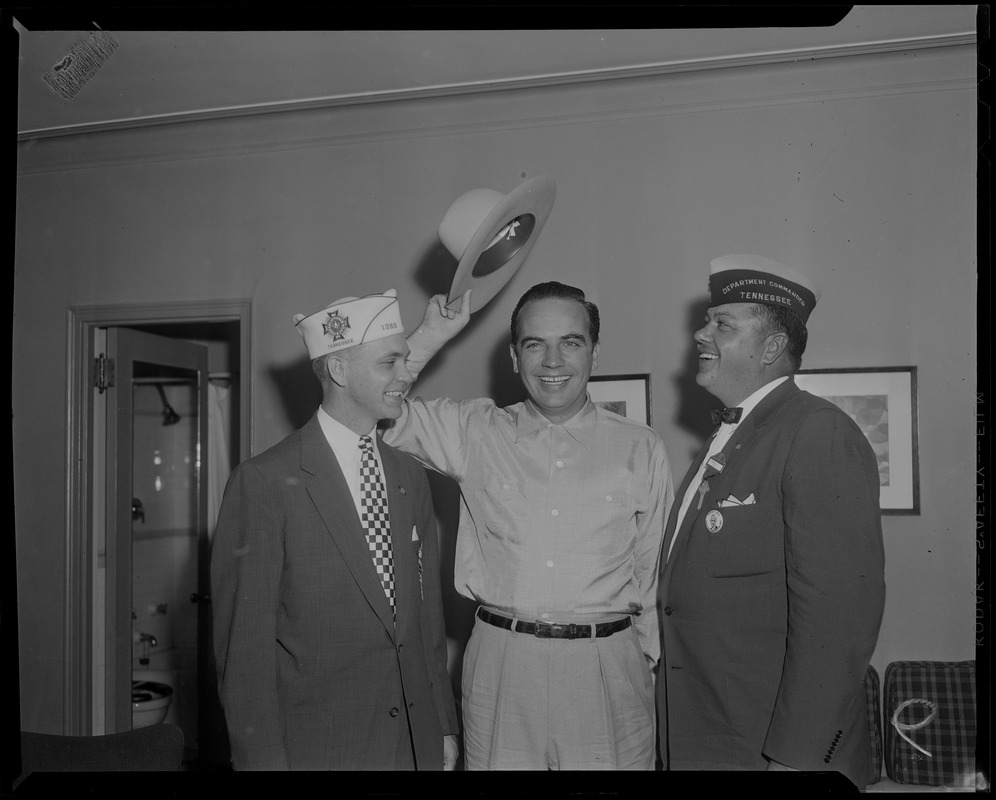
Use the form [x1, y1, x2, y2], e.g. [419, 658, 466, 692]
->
[795, 366, 919, 515]
[587, 374, 652, 426]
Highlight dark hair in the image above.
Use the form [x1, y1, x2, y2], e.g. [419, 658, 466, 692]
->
[510, 282, 601, 345]
[749, 303, 808, 370]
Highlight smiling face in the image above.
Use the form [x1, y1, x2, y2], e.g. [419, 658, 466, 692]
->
[327, 333, 414, 434]
[510, 297, 599, 424]
[694, 303, 779, 407]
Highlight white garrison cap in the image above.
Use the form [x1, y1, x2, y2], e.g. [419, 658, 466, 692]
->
[293, 289, 404, 358]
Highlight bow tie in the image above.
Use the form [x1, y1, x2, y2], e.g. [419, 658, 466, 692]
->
[711, 407, 743, 425]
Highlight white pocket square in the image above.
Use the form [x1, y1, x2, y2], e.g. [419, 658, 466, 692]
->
[718, 492, 756, 508]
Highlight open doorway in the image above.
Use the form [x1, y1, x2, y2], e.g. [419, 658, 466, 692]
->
[67, 301, 251, 771]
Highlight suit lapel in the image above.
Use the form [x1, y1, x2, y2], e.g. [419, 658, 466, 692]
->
[662, 379, 801, 579]
[719, 378, 799, 464]
[660, 437, 713, 577]
[379, 442, 415, 638]
[299, 416, 396, 638]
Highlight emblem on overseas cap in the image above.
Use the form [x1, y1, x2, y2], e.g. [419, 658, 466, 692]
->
[323, 310, 350, 341]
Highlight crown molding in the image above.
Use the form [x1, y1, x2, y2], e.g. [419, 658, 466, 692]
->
[16, 32, 976, 142]
[15, 35, 976, 177]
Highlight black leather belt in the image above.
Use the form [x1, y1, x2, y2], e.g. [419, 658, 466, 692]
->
[476, 607, 631, 640]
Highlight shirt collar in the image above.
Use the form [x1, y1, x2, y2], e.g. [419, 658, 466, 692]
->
[317, 405, 377, 456]
[729, 375, 789, 427]
[514, 396, 599, 448]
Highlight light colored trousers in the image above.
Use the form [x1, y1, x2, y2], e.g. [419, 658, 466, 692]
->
[461, 611, 656, 770]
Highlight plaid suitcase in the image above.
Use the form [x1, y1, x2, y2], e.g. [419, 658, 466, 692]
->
[863, 664, 883, 785]
[883, 660, 976, 786]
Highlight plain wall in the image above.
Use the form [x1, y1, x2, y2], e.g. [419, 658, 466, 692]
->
[13, 40, 977, 733]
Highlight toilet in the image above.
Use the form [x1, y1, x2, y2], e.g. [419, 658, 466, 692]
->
[131, 679, 173, 728]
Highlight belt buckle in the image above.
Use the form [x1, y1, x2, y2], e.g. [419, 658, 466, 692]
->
[534, 622, 578, 639]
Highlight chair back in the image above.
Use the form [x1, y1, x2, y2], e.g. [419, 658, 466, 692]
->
[18, 723, 184, 780]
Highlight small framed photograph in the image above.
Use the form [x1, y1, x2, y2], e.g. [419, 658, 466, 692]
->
[795, 366, 919, 514]
[587, 374, 652, 426]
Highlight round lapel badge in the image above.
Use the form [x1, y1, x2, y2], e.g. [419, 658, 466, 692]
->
[705, 509, 724, 533]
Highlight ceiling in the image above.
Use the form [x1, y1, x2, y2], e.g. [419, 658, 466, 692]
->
[11, 5, 979, 138]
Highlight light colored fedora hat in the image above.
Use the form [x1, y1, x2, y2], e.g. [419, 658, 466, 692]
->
[437, 175, 556, 313]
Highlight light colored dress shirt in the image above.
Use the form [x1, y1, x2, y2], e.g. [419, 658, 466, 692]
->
[667, 376, 789, 563]
[317, 405, 383, 522]
[383, 395, 673, 664]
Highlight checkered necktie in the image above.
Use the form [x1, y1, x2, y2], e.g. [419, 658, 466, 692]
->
[358, 435, 395, 614]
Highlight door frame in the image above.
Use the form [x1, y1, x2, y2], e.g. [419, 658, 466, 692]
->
[65, 299, 252, 735]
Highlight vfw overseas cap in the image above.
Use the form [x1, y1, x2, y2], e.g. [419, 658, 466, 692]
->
[709, 254, 822, 322]
[293, 289, 404, 358]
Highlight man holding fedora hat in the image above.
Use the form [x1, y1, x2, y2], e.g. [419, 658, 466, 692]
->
[378, 177, 672, 770]
[211, 289, 459, 770]
[387, 283, 671, 771]
[656, 255, 886, 786]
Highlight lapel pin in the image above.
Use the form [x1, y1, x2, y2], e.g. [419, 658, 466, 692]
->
[705, 510, 724, 533]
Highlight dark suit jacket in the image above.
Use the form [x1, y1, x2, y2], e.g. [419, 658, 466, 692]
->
[657, 379, 886, 788]
[211, 414, 459, 770]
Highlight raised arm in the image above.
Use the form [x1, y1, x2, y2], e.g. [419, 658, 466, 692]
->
[405, 289, 472, 380]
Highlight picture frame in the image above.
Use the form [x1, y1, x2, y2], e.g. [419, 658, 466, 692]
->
[795, 366, 920, 514]
[587, 374, 652, 426]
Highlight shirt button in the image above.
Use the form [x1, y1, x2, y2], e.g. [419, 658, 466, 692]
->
[551, 509, 559, 516]
[389, 707, 400, 718]
[556, 460, 564, 468]
[606, 494, 613, 502]
[546, 560, 554, 568]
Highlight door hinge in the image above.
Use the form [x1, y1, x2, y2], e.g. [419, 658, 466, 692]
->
[95, 354, 115, 393]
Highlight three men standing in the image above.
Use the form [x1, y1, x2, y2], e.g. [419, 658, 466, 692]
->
[210, 251, 884, 781]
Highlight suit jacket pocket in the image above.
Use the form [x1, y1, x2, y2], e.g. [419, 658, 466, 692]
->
[703, 504, 783, 578]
